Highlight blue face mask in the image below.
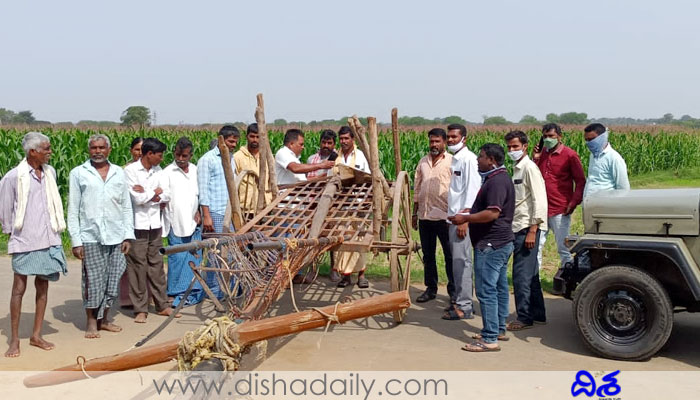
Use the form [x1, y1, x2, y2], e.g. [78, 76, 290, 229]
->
[479, 165, 504, 182]
[586, 131, 609, 157]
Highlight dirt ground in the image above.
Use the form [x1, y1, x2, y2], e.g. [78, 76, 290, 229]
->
[0, 256, 699, 372]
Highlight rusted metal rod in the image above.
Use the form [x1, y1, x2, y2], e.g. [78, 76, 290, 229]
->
[159, 232, 262, 255]
[246, 235, 349, 251]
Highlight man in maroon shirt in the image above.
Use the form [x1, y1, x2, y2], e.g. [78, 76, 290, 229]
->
[533, 123, 586, 269]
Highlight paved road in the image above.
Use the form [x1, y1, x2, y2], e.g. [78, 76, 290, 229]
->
[0, 257, 698, 372]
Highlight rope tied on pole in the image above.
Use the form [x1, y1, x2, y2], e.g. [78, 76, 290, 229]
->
[177, 316, 244, 371]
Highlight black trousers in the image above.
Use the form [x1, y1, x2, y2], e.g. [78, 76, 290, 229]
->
[418, 219, 455, 299]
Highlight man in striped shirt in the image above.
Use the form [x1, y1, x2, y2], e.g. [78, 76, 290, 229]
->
[0, 132, 67, 357]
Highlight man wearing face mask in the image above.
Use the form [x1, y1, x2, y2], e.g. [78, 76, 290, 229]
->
[582, 123, 629, 198]
[504, 131, 548, 331]
[442, 124, 481, 320]
[449, 144, 514, 352]
[532, 123, 585, 271]
[413, 128, 454, 304]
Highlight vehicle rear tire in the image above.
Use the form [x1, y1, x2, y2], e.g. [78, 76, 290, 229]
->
[573, 265, 673, 361]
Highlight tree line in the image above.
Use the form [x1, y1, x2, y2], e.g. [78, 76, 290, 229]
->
[3, 105, 700, 128]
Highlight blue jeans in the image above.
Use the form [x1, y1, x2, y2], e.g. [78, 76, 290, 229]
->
[474, 242, 514, 344]
[538, 214, 573, 268]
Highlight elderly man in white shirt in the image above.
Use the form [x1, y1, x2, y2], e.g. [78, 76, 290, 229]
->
[275, 129, 334, 186]
[161, 137, 205, 307]
[124, 137, 179, 323]
[443, 124, 481, 320]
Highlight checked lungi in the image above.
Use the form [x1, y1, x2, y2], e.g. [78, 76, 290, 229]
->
[82, 242, 126, 320]
[12, 245, 68, 282]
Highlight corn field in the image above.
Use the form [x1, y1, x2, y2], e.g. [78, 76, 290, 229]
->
[2, 127, 700, 201]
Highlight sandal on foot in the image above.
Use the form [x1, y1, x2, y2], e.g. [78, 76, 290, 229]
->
[461, 341, 500, 352]
[472, 333, 509, 341]
[506, 321, 533, 331]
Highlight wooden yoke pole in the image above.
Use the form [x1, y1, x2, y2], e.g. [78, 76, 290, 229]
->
[218, 136, 243, 230]
[254, 103, 269, 214]
[391, 108, 402, 175]
[256, 94, 278, 196]
[367, 117, 383, 237]
[24, 291, 411, 388]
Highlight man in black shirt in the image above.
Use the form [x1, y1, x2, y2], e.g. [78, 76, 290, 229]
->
[449, 143, 515, 352]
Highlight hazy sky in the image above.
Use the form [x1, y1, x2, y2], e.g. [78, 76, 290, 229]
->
[2, 0, 699, 124]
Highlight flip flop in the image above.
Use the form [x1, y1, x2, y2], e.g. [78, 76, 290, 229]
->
[461, 341, 500, 352]
[471, 333, 510, 341]
[506, 321, 533, 331]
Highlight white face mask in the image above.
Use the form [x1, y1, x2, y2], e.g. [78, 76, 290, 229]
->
[447, 142, 464, 153]
[508, 150, 524, 161]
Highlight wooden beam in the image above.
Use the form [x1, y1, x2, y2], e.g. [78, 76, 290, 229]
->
[367, 117, 383, 237]
[391, 107, 402, 176]
[308, 175, 342, 239]
[256, 94, 278, 196]
[24, 291, 411, 388]
[348, 115, 392, 197]
[218, 136, 243, 230]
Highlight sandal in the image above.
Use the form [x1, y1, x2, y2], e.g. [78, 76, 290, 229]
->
[442, 308, 473, 320]
[461, 341, 500, 352]
[472, 333, 509, 341]
[506, 320, 533, 331]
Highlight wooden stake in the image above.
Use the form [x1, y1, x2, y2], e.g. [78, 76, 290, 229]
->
[348, 116, 392, 197]
[367, 117, 383, 237]
[218, 136, 243, 230]
[256, 94, 278, 195]
[391, 107, 402, 175]
[254, 105, 269, 213]
[24, 291, 411, 388]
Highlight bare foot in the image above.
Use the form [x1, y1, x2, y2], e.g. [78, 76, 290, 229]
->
[85, 329, 101, 339]
[29, 337, 55, 351]
[4, 341, 20, 358]
[134, 312, 147, 323]
[157, 308, 182, 318]
[99, 322, 122, 332]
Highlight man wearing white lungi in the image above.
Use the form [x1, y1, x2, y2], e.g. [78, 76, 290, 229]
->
[68, 134, 133, 338]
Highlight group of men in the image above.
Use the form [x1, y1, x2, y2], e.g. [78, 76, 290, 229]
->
[0, 121, 630, 357]
[412, 122, 628, 352]
[0, 122, 378, 357]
